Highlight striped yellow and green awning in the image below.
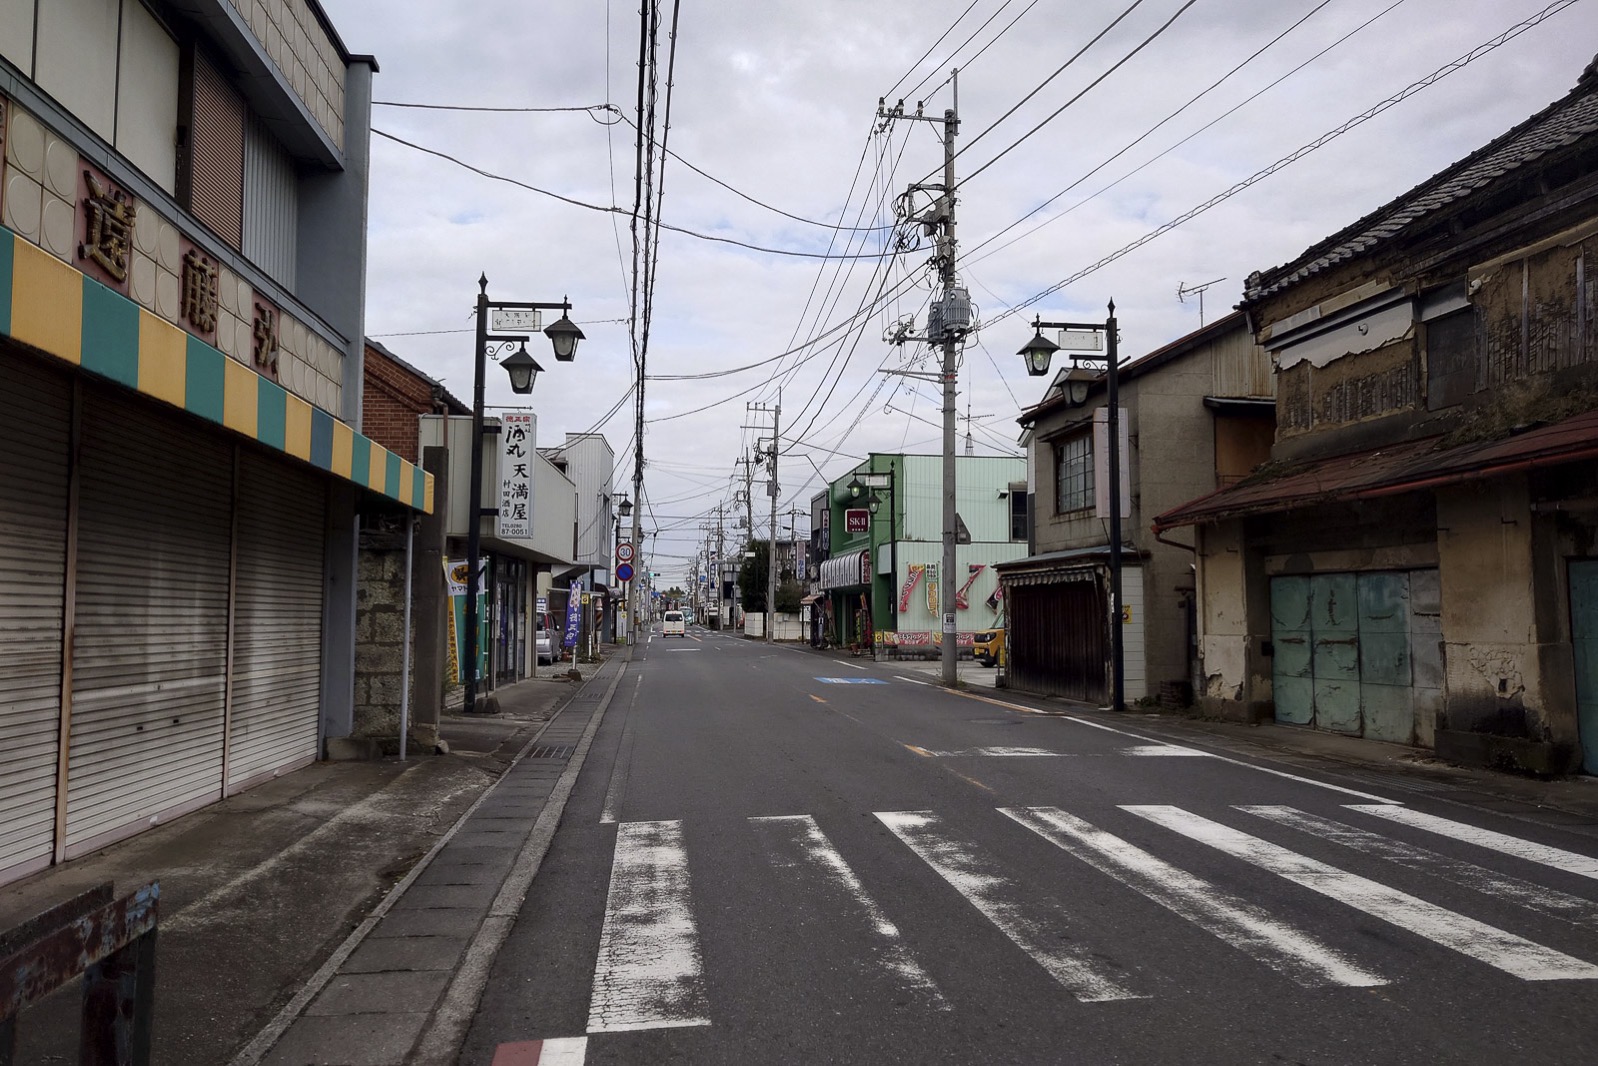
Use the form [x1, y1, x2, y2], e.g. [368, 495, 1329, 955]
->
[0, 225, 433, 513]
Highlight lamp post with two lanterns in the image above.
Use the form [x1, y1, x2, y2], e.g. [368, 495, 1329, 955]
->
[846, 467, 896, 652]
[1017, 301, 1125, 713]
[465, 274, 584, 716]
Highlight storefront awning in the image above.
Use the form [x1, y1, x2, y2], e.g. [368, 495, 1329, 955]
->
[0, 229, 433, 512]
[1153, 408, 1598, 531]
[819, 549, 870, 590]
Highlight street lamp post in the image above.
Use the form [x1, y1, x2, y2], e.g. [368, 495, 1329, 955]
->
[1018, 302, 1125, 713]
[465, 275, 584, 715]
[848, 465, 896, 657]
[614, 494, 632, 642]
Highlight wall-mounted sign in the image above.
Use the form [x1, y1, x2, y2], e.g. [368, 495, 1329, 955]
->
[844, 508, 869, 534]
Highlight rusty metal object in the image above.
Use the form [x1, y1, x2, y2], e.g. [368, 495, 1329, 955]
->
[0, 882, 159, 1066]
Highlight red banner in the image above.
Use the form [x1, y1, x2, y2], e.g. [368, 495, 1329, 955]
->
[898, 564, 924, 612]
[955, 564, 985, 609]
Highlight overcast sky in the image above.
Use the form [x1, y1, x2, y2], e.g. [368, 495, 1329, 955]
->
[321, 0, 1596, 585]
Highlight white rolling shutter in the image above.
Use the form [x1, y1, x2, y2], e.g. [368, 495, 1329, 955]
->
[0, 356, 70, 882]
[228, 451, 325, 791]
[66, 392, 232, 857]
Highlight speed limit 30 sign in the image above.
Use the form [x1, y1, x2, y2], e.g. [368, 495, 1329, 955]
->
[616, 542, 635, 564]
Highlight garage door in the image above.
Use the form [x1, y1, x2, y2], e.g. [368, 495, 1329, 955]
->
[65, 391, 233, 857]
[0, 356, 70, 880]
[227, 450, 325, 791]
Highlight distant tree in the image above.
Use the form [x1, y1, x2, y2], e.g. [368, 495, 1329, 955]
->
[665, 586, 685, 602]
[738, 540, 768, 613]
[775, 577, 804, 613]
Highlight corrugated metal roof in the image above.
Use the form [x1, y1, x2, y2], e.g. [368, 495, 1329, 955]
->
[1244, 63, 1598, 304]
[1153, 408, 1598, 530]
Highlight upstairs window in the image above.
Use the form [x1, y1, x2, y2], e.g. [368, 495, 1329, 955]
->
[1008, 483, 1027, 541]
[1054, 435, 1094, 514]
[1425, 307, 1479, 410]
[179, 46, 245, 250]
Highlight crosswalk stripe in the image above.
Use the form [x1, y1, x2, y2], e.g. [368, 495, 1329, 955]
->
[1125, 805, 1598, 982]
[587, 821, 712, 1034]
[1344, 804, 1598, 882]
[1001, 807, 1384, 988]
[749, 815, 947, 1008]
[1240, 806, 1598, 931]
[876, 810, 1142, 1002]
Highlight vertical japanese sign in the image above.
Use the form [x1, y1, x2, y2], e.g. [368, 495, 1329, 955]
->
[563, 581, 583, 648]
[445, 559, 487, 684]
[498, 413, 534, 539]
[925, 563, 939, 614]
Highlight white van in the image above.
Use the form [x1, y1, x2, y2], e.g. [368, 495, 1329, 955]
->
[662, 609, 686, 637]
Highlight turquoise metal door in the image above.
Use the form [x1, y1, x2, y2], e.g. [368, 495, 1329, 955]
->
[1358, 572, 1414, 744]
[1572, 560, 1598, 775]
[1311, 574, 1361, 734]
[1270, 576, 1313, 725]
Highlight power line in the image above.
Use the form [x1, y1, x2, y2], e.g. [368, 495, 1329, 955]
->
[959, 0, 1200, 189]
[371, 129, 900, 261]
[988, 0, 1581, 325]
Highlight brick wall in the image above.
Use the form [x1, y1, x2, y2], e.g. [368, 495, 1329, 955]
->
[363, 343, 439, 462]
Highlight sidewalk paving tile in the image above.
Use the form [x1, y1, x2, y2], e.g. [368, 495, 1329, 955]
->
[263, 1013, 430, 1066]
[343, 935, 468, 974]
[309, 970, 451, 1015]
[370, 908, 483, 939]
[413, 863, 510, 888]
[392, 882, 502, 911]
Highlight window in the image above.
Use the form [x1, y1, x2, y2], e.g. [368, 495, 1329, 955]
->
[1425, 307, 1479, 410]
[1054, 435, 1093, 514]
[1008, 483, 1028, 541]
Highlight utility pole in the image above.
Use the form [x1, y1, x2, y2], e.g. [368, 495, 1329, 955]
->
[746, 398, 781, 643]
[881, 75, 965, 686]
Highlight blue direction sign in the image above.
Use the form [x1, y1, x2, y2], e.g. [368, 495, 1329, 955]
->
[616, 562, 634, 582]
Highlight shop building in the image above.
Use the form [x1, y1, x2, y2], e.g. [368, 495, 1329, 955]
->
[0, 0, 433, 884]
[1155, 58, 1598, 774]
[1002, 313, 1272, 705]
[817, 453, 1025, 657]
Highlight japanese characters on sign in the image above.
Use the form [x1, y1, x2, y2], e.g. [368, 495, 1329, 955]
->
[181, 248, 220, 335]
[497, 412, 534, 539]
[252, 300, 280, 378]
[78, 170, 137, 287]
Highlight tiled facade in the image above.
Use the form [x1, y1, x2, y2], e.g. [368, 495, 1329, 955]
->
[228, 0, 347, 149]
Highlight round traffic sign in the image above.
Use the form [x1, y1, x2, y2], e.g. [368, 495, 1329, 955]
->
[616, 562, 635, 582]
[616, 542, 635, 563]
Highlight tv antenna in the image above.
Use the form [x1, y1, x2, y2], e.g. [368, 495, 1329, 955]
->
[1177, 277, 1227, 327]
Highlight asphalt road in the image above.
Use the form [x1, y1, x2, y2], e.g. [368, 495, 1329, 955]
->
[461, 627, 1598, 1065]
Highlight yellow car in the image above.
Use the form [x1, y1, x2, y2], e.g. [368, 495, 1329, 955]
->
[973, 627, 1004, 668]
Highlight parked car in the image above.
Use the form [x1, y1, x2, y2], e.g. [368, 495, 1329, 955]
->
[973, 627, 1004, 668]
[536, 612, 555, 664]
[662, 609, 686, 637]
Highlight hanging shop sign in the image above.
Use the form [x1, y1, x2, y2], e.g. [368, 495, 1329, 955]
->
[498, 413, 533, 538]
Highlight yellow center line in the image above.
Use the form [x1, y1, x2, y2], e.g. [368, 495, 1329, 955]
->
[951, 770, 995, 793]
[810, 694, 827, 704]
[902, 743, 933, 758]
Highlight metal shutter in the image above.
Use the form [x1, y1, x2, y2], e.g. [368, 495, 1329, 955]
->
[0, 356, 70, 882]
[66, 392, 232, 858]
[187, 49, 245, 250]
[228, 451, 324, 792]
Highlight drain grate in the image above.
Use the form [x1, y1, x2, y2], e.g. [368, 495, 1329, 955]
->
[527, 744, 575, 760]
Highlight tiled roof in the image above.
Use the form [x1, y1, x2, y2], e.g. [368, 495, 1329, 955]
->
[1244, 61, 1598, 304]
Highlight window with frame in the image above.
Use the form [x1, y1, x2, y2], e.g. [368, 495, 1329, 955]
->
[1054, 435, 1093, 514]
[1008, 483, 1028, 541]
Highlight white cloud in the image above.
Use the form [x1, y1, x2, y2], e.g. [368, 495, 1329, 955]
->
[323, 0, 1598, 582]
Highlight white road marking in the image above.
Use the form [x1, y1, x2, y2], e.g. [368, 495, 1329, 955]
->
[914, 747, 1071, 757]
[666, 648, 703, 652]
[833, 659, 868, 671]
[1121, 744, 1212, 757]
[1001, 806, 1383, 988]
[1345, 805, 1598, 882]
[540, 1037, 589, 1064]
[1240, 806, 1598, 932]
[876, 810, 1141, 1002]
[1056, 715, 1397, 803]
[1125, 805, 1598, 981]
[749, 815, 947, 1008]
[894, 675, 931, 686]
[588, 821, 712, 1034]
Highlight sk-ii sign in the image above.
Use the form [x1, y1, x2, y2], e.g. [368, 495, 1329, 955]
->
[843, 508, 870, 535]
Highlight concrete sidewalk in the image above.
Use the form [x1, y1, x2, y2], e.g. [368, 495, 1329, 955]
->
[0, 656, 617, 1066]
[243, 649, 630, 1066]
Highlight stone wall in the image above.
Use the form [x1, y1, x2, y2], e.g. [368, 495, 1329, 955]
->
[353, 520, 433, 750]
